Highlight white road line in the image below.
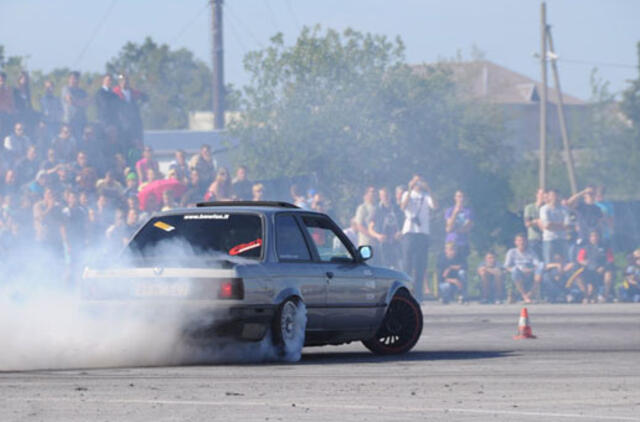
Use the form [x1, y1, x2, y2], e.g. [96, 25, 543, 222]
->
[11, 397, 640, 421]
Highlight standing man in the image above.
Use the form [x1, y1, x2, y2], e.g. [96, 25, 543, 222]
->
[369, 187, 402, 269]
[112, 73, 147, 151]
[0, 72, 15, 138]
[444, 190, 473, 260]
[400, 175, 437, 301]
[524, 188, 545, 259]
[60, 71, 89, 139]
[39, 80, 63, 140]
[232, 165, 253, 200]
[95, 73, 119, 131]
[189, 144, 215, 186]
[567, 186, 603, 245]
[354, 186, 377, 248]
[539, 188, 569, 264]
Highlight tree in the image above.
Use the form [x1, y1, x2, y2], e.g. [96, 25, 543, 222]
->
[231, 26, 511, 251]
[621, 42, 640, 136]
[106, 37, 214, 130]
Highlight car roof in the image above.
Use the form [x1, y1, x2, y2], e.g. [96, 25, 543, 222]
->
[152, 201, 320, 217]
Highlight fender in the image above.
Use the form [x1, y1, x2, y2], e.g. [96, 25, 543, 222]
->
[273, 286, 303, 306]
[384, 280, 414, 308]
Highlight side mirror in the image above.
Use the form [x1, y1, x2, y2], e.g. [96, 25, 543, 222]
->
[358, 245, 373, 261]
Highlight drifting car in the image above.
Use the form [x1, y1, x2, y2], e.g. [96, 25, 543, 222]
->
[82, 201, 423, 356]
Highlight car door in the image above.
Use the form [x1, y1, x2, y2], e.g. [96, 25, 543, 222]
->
[267, 212, 326, 331]
[298, 214, 380, 331]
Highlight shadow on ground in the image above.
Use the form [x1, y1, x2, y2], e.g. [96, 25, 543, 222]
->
[299, 350, 516, 365]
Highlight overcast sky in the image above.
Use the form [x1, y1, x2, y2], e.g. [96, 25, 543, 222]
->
[1, 0, 638, 100]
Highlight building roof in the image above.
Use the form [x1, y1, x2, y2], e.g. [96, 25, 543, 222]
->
[412, 60, 585, 105]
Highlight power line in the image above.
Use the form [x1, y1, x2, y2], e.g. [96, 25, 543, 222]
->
[170, 1, 210, 45]
[263, 0, 280, 32]
[283, 0, 301, 31]
[557, 58, 636, 70]
[226, 15, 249, 55]
[74, 0, 118, 67]
[225, 3, 264, 48]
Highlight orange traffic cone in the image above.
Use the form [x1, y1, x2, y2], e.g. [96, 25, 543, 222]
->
[513, 307, 536, 339]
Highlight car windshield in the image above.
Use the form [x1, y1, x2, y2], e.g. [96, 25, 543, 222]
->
[128, 213, 263, 260]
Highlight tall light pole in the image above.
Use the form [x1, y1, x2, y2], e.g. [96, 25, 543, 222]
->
[211, 0, 225, 129]
[539, 1, 548, 191]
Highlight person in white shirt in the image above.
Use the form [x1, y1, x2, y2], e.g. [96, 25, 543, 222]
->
[400, 175, 437, 301]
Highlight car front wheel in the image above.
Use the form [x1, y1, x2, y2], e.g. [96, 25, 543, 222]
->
[362, 291, 423, 355]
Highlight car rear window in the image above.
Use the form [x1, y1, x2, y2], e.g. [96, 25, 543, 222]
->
[129, 213, 263, 259]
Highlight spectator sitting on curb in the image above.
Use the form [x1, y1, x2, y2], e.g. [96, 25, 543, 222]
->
[575, 230, 614, 303]
[504, 233, 543, 304]
[477, 251, 504, 304]
[437, 242, 467, 304]
[542, 252, 569, 303]
[619, 249, 640, 303]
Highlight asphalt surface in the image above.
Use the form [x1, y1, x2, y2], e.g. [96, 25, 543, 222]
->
[1, 303, 639, 421]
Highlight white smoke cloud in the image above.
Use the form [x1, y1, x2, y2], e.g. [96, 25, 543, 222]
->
[0, 237, 307, 371]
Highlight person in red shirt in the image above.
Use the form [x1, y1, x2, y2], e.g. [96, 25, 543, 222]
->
[576, 230, 615, 303]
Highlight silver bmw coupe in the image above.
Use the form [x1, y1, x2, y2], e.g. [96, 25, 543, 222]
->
[82, 201, 423, 356]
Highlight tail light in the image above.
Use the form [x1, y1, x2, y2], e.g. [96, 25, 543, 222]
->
[218, 278, 244, 300]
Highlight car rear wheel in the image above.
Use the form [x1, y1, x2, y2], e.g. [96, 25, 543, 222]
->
[272, 298, 307, 360]
[362, 291, 423, 355]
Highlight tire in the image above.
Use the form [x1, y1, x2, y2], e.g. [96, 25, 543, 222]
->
[362, 290, 423, 355]
[272, 298, 307, 360]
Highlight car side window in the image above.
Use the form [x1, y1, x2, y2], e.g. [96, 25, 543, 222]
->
[275, 214, 312, 261]
[301, 215, 355, 263]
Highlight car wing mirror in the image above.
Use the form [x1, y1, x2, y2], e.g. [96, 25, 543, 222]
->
[358, 245, 373, 261]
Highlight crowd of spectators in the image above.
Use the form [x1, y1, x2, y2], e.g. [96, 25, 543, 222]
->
[0, 69, 638, 303]
[349, 178, 639, 304]
[0, 69, 270, 282]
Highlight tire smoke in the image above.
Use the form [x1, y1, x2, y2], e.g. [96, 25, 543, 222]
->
[0, 240, 306, 371]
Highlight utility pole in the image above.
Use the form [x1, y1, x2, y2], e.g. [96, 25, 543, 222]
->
[547, 26, 578, 195]
[539, 2, 548, 191]
[211, 0, 225, 129]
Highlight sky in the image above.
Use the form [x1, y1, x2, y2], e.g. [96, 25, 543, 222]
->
[1, 0, 639, 100]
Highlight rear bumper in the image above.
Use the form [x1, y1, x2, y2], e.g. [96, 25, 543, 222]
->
[80, 300, 276, 342]
[186, 304, 276, 342]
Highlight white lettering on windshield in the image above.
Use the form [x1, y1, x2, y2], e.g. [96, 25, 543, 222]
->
[184, 214, 230, 220]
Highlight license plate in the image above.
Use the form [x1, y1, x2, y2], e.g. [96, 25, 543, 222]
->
[134, 282, 190, 297]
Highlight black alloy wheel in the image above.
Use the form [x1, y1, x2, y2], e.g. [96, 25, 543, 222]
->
[362, 291, 423, 355]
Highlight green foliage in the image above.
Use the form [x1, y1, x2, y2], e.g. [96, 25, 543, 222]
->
[621, 42, 640, 136]
[106, 37, 214, 130]
[231, 26, 511, 249]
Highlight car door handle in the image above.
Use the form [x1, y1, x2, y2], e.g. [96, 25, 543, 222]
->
[326, 271, 334, 279]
